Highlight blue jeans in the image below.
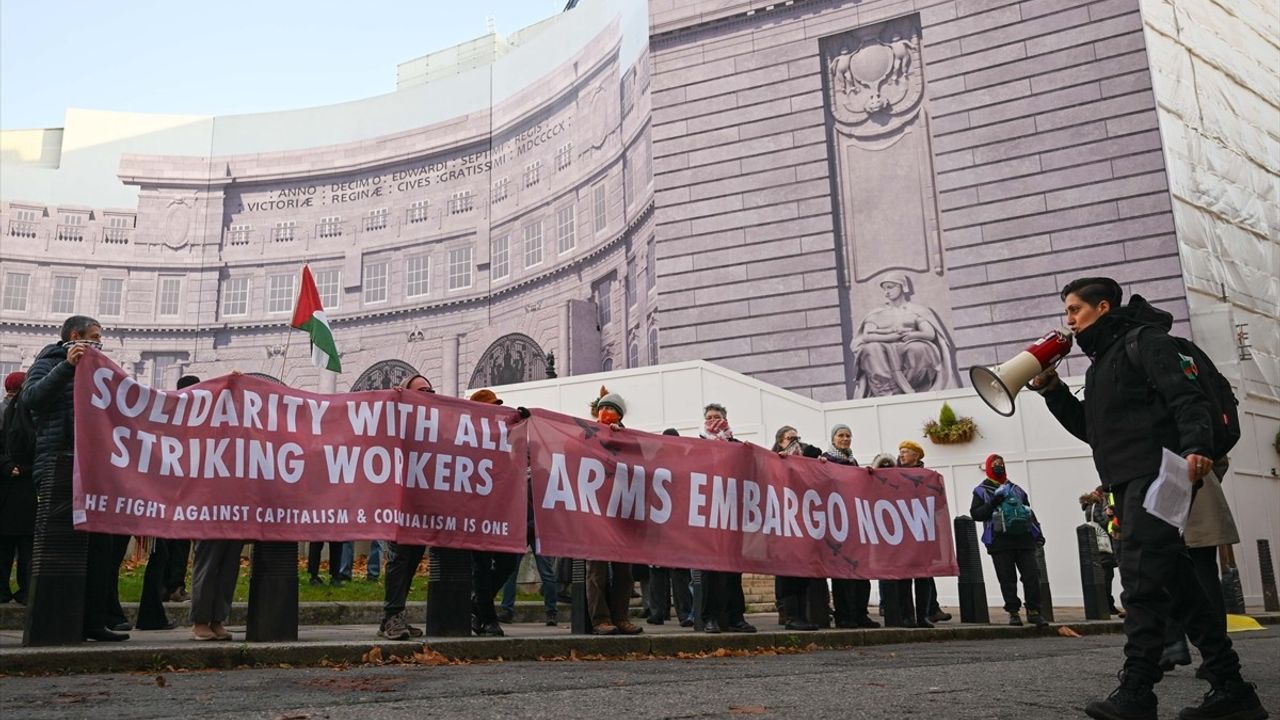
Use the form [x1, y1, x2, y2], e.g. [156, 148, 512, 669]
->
[337, 542, 354, 581]
[366, 541, 386, 580]
[501, 552, 558, 614]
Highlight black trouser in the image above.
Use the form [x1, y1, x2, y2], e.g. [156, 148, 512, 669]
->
[648, 566, 693, 621]
[832, 578, 872, 625]
[307, 541, 340, 580]
[106, 534, 130, 627]
[0, 534, 33, 602]
[160, 539, 190, 595]
[472, 551, 519, 624]
[701, 570, 746, 626]
[990, 547, 1041, 614]
[889, 578, 932, 622]
[1163, 546, 1225, 646]
[382, 542, 426, 621]
[1115, 477, 1240, 687]
[82, 532, 119, 633]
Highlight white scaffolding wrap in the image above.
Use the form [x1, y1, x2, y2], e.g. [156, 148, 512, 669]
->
[1141, 0, 1280, 398]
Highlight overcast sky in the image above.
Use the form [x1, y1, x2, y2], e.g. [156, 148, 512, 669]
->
[0, 0, 567, 129]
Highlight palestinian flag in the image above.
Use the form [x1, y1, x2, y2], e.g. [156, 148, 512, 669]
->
[290, 265, 341, 372]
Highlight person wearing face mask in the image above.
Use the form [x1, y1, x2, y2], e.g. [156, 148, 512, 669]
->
[1031, 277, 1266, 720]
[697, 403, 755, 634]
[970, 454, 1047, 628]
[584, 387, 643, 636]
[770, 426, 822, 631]
[377, 374, 435, 641]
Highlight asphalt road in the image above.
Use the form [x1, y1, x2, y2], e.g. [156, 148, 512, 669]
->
[2, 632, 1275, 719]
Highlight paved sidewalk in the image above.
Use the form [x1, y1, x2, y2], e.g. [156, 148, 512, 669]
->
[2, 609, 1272, 675]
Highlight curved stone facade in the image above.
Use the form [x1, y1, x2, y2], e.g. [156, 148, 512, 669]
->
[0, 7, 657, 395]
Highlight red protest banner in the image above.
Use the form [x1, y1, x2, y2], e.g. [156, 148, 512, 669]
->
[527, 410, 958, 580]
[71, 349, 527, 552]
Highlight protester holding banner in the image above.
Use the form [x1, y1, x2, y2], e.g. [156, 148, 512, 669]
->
[468, 388, 521, 637]
[772, 425, 821, 631]
[21, 315, 127, 642]
[378, 373, 434, 641]
[825, 425, 879, 630]
[697, 403, 755, 634]
[0, 371, 36, 606]
[584, 388, 643, 636]
[647, 428, 694, 628]
[888, 440, 946, 628]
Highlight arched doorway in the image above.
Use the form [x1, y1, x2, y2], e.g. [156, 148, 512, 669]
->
[468, 333, 547, 389]
[351, 359, 419, 392]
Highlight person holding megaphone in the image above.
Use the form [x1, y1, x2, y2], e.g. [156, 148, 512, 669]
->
[1026, 278, 1265, 720]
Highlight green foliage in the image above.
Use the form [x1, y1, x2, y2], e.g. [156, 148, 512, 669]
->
[923, 403, 979, 444]
[938, 402, 958, 427]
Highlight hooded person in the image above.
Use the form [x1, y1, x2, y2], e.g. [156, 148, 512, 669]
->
[0, 370, 35, 606]
[467, 389, 521, 637]
[970, 454, 1047, 628]
[584, 387, 643, 636]
[770, 425, 823, 631]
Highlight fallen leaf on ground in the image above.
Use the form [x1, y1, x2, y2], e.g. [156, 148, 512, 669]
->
[154, 675, 166, 688]
[362, 646, 384, 664]
[1058, 626, 1082, 638]
[730, 705, 768, 715]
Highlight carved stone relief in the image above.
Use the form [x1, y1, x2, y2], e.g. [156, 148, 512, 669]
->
[468, 333, 547, 389]
[822, 15, 960, 399]
[350, 359, 419, 392]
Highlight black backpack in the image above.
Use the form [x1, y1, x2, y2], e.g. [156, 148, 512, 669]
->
[2, 392, 37, 470]
[1124, 327, 1241, 461]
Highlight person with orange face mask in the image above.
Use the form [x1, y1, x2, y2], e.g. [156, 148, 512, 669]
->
[584, 387, 642, 635]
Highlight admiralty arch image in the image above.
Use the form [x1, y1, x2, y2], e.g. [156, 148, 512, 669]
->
[0, 0, 1276, 412]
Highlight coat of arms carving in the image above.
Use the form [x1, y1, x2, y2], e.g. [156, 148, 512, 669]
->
[827, 16, 923, 138]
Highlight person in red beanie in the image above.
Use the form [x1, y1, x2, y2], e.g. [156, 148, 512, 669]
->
[970, 454, 1047, 628]
[0, 371, 36, 604]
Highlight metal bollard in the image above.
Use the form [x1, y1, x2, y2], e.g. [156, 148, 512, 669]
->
[570, 558, 590, 634]
[1258, 539, 1279, 612]
[690, 569, 705, 632]
[425, 547, 473, 636]
[23, 454, 88, 646]
[953, 516, 989, 624]
[1077, 524, 1111, 621]
[1034, 544, 1054, 622]
[246, 542, 299, 642]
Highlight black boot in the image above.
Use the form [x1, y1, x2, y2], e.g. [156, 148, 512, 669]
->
[782, 596, 818, 631]
[1178, 679, 1268, 720]
[1085, 672, 1157, 720]
[1158, 639, 1192, 672]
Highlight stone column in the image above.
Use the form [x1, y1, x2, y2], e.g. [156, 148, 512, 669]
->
[558, 302, 571, 377]
[443, 336, 459, 396]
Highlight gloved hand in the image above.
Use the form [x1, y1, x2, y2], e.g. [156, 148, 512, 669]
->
[993, 484, 1010, 498]
[517, 406, 531, 419]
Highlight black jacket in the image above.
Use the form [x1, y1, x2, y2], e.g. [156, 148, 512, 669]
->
[1042, 296, 1213, 489]
[20, 343, 78, 456]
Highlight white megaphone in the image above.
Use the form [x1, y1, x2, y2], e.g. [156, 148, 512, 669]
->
[969, 328, 1073, 416]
